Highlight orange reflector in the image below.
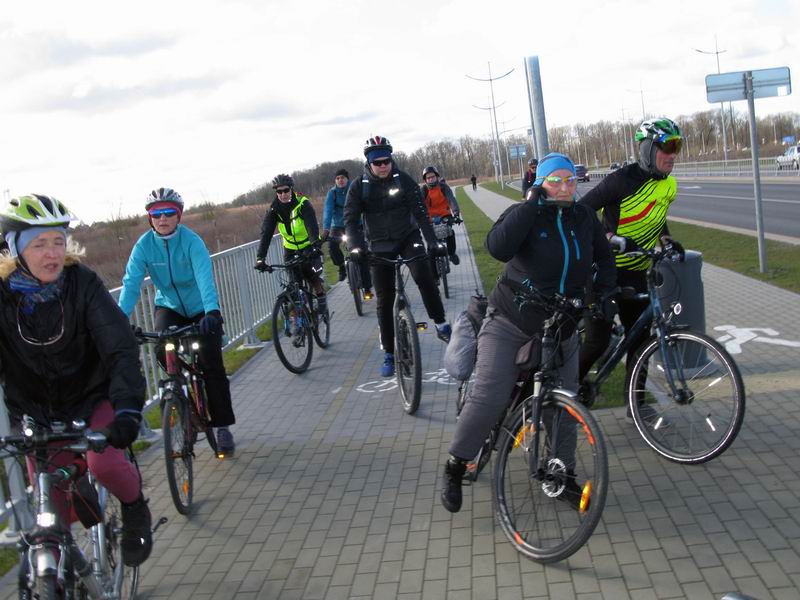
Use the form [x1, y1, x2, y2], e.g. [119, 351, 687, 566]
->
[565, 405, 595, 446]
[363, 292, 373, 300]
[182, 481, 189, 495]
[580, 481, 592, 514]
[513, 423, 535, 449]
[416, 322, 428, 331]
[514, 532, 524, 545]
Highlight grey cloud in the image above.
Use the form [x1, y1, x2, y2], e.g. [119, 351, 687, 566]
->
[212, 101, 300, 122]
[48, 35, 176, 66]
[302, 111, 380, 128]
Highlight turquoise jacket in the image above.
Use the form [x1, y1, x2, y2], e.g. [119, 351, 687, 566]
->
[118, 225, 220, 319]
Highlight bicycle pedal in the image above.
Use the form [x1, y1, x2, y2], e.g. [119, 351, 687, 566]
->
[152, 517, 168, 534]
[416, 322, 428, 331]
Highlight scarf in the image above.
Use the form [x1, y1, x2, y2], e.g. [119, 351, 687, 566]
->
[8, 269, 65, 315]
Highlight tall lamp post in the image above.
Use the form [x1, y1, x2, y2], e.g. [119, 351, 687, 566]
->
[694, 36, 729, 161]
[467, 62, 514, 190]
[473, 100, 506, 183]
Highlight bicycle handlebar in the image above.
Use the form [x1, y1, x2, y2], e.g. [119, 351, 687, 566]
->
[367, 252, 429, 267]
[0, 423, 107, 454]
[135, 323, 202, 343]
[512, 282, 585, 318]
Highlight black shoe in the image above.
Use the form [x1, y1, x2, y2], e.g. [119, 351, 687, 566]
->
[449, 253, 460, 266]
[338, 265, 347, 282]
[216, 427, 235, 457]
[559, 472, 589, 513]
[440, 458, 467, 513]
[121, 494, 153, 567]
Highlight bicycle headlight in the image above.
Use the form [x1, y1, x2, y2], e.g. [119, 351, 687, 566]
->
[164, 342, 176, 352]
[37, 512, 57, 528]
[191, 342, 200, 350]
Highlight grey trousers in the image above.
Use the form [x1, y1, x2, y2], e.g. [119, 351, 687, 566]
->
[448, 307, 579, 461]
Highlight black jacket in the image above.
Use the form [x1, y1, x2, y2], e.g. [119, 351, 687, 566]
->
[487, 197, 616, 336]
[0, 263, 146, 427]
[256, 193, 320, 259]
[344, 165, 436, 253]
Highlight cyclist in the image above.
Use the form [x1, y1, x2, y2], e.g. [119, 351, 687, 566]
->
[521, 156, 539, 199]
[0, 194, 153, 567]
[344, 135, 450, 377]
[118, 187, 236, 456]
[577, 117, 686, 422]
[420, 166, 461, 265]
[440, 153, 616, 513]
[322, 169, 373, 298]
[254, 174, 327, 312]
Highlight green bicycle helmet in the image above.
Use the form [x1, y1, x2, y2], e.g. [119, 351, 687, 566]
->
[636, 117, 682, 178]
[0, 194, 77, 235]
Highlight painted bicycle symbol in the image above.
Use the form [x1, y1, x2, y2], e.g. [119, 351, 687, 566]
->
[714, 325, 800, 355]
[356, 368, 457, 394]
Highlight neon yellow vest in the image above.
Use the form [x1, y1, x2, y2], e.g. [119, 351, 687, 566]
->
[615, 176, 677, 270]
[277, 195, 312, 251]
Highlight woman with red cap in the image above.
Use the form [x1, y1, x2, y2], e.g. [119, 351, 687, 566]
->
[118, 187, 236, 456]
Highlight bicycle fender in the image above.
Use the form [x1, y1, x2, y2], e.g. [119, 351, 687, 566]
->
[34, 548, 57, 577]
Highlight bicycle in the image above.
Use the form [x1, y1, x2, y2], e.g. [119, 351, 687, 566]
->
[367, 249, 429, 415]
[458, 286, 608, 563]
[341, 234, 368, 317]
[135, 324, 220, 515]
[581, 245, 745, 464]
[430, 215, 461, 299]
[0, 419, 158, 599]
[265, 250, 331, 374]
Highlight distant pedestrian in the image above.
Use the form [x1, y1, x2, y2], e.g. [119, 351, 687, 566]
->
[470, 174, 477, 190]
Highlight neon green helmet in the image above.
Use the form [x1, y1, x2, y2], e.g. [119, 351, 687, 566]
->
[0, 194, 78, 235]
[635, 118, 682, 144]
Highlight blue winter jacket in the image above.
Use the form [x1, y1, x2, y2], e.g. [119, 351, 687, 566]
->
[118, 225, 221, 319]
[323, 182, 350, 231]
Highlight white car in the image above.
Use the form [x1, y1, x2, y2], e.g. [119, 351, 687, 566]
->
[776, 145, 800, 170]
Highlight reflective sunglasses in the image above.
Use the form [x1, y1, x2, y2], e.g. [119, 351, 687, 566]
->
[275, 187, 292, 194]
[656, 135, 683, 155]
[148, 208, 178, 218]
[371, 158, 392, 167]
[543, 175, 578, 184]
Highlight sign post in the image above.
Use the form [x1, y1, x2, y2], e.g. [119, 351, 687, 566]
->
[706, 66, 791, 273]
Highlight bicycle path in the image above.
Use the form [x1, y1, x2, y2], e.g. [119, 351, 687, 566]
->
[2, 188, 798, 599]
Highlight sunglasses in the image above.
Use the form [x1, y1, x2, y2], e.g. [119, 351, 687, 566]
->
[371, 158, 392, 167]
[543, 175, 578, 184]
[275, 188, 292, 194]
[148, 208, 178, 218]
[656, 136, 683, 155]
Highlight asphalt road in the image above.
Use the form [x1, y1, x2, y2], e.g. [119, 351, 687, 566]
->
[575, 179, 800, 241]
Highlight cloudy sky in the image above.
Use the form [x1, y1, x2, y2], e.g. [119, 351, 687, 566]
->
[1, 0, 797, 223]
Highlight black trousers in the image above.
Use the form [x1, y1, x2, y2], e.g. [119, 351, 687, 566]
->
[579, 268, 650, 382]
[154, 307, 235, 427]
[327, 228, 346, 267]
[371, 231, 445, 354]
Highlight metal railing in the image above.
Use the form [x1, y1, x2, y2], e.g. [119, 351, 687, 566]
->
[1, 235, 285, 536]
[587, 157, 800, 180]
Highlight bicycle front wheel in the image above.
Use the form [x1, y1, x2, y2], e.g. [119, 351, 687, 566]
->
[104, 491, 140, 599]
[395, 307, 422, 415]
[494, 391, 608, 563]
[162, 393, 193, 515]
[628, 330, 745, 464]
[438, 256, 450, 299]
[272, 292, 313, 374]
[347, 260, 363, 317]
[312, 305, 331, 349]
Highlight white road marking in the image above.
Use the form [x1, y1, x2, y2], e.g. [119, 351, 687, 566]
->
[714, 325, 800, 355]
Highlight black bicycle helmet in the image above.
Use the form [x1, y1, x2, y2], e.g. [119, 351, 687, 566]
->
[271, 174, 294, 189]
[145, 188, 184, 211]
[421, 166, 440, 181]
[528, 157, 538, 167]
[363, 136, 393, 158]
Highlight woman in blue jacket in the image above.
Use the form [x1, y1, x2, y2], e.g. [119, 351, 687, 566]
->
[118, 188, 236, 455]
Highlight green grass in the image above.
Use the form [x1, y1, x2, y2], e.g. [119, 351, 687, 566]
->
[481, 180, 522, 202]
[667, 220, 800, 294]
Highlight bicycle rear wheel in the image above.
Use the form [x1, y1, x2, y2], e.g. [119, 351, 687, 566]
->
[272, 292, 313, 374]
[494, 391, 608, 563]
[190, 374, 219, 456]
[395, 307, 422, 415]
[347, 260, 363, 317]
[628, 330, 745, 464]
[162, 393, 193, 515]
[103, 490, 140, 599]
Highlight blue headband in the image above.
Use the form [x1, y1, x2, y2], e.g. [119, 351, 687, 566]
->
[7, 226, 68, 258]
[533, 152, 576, 186]
[367, 148, 392, 163]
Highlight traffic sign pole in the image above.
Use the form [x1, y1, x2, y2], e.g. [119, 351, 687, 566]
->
[745, 71, 767, 273]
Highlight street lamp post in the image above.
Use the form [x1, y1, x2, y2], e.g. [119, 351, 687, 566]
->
[694, 37, 729, 161]
[467, 62, 514, 190]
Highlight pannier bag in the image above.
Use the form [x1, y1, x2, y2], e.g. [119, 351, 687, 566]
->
[444, 294, 488, 381]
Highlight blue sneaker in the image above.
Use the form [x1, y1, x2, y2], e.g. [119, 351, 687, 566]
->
[381, 353, 395, 377]
[435, 322, 452, 343]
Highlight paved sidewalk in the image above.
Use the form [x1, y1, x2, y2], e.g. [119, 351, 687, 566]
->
[2, 187, 798, 599]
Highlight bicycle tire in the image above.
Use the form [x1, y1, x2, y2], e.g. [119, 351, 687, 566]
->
[34, 573, 57, 600]
[628, 329, 745, 464]
[456, 379, 469, 417]
[191, 374, 219, 456]
[162, 393, 193, 515]
[395, 307, 422, 415]
[272, 292, 313, 374]
[311, 300, 331, 349]
[104, 489, 140, 599]
[347, 260, 363, 317]
[438, 256, 450, 299]
[494, 391, 608, 563]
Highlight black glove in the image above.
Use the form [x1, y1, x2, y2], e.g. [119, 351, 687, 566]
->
[200, 311, 223, 336]
[431, 242, 448, 258]
[254, 258, 269, 272]
[452, 212, 462, 224]
[100, 414, 141, 449]
[662, 238, 686, 261]
[321, 230, 330, 242]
